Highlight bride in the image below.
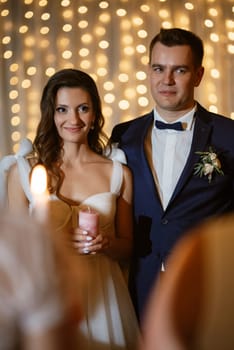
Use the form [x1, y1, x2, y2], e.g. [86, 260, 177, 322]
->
[5, 68, 140, 349]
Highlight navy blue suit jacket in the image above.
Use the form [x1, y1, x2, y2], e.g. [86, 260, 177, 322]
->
[111, 103, 234, 320]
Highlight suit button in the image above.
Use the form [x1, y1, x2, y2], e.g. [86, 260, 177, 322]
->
[161, 219, 168, 225]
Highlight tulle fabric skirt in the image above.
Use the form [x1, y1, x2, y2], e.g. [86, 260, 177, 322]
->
[74, 254, 140, 350]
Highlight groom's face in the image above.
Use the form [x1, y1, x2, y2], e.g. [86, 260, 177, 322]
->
[148, 42, 204, 120]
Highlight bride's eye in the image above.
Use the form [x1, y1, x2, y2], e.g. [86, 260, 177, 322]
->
[56, 106, 67, 113]
[78, 104, 90, 113]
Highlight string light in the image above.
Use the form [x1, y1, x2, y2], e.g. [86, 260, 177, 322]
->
[0, 0, 233, 156]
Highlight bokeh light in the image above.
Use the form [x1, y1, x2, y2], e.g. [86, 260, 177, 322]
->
[0, 0, 233, 156]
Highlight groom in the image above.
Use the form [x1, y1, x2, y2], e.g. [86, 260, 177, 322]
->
[110, 28, 234, 322]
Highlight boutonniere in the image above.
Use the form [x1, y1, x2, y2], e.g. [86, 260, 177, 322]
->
[194, 147, 224, 183]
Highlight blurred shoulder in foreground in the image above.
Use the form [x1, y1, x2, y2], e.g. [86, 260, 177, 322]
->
[140, 213, 234, 350]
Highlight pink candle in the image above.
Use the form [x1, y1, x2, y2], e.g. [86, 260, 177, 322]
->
[78, 207, 99, 237]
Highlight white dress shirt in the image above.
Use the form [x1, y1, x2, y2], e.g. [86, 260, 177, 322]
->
[145, 106, 196, 210]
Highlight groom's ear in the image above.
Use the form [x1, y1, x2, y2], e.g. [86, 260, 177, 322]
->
[194, 66, 204, 87]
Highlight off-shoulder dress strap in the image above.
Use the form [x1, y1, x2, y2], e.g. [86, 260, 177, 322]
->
[0, 138, 33, 205]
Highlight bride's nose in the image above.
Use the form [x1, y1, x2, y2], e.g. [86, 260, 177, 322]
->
[70, 109, 81, 123]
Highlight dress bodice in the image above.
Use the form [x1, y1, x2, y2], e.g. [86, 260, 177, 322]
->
[48, 162, 123, 238]
[15, 153, 123, 237]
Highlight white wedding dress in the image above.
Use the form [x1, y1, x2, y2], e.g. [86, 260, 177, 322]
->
[0, 139, 140, 349]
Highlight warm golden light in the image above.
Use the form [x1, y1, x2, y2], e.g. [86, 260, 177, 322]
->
[11, 131, 21, 142]
[0, 0, 233, 156]
[40, 26, 49, 35]
[11, 104, 20, 114]
[136, 71, 147, 80]
[3, 50, 13, 59]
[2, 36, 11, 44]
[27, 66, 37, 75]
[31, 165, 47, 196]
[132, 17, 143, 26]
[210, 33, 219, 42]
[211, 68, 220, 79]
[227, 44, 234, 54]
[81, 34, 92, 44]
[62, 50, 72, 59]
[136, 44, 147, 53]
[95, 26, 106, 36]
[137, 30, 148, 38]
[80, 60, 91, 69]
[41, 12, 50, 20]
[118, 73, 129, 83]
[78, 6, 88, 14]
[119, 100, 129, 110]
[78, 20, 88, 29]
[159, 9, 169, 19]
[21, 79, 31, 88]
[99, 13, 111, 23]
[30, 164, 49, 223]
[79, 48, 89, 57]
[25, 11, 33, 19]
[140, 5, 150, 12]
[96, 53, 108, 65]
[99, 40, 109, 49]
[137, 84, 147, 94]
[10, 77, 19, 85]
[9, 90, 18, 99]
[19, 25, 28, 34]
[205, 19, 214, 28]
[123, 46, 135, 55]
[63, 24, 72, 32]
[45, 67, 56, 76]
[11, 116, 20, 126]
[99, 1, 109, 9]
[138, 97, 149, 107]
[125, 88, 136, 99]
[97, 67, 107, 77]
[104, 93, 115, 103]
[185, 3, 194, 10]
[103, 81, 114, 91]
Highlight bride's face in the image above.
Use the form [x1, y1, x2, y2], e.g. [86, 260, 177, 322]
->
[54, 87, 95, 144]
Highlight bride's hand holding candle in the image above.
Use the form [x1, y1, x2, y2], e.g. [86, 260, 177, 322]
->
[78, 207, 99, 237]
[72, 206, 111, 255]
[72, 207, 102, 255]
[78, 207, 99, 254]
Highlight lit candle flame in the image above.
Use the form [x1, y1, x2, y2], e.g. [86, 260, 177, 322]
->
[31, 164, 48, 196]
[30, 164, 48, 223]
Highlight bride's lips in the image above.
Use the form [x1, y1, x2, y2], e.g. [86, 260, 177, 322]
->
[64, 126, 83, 132]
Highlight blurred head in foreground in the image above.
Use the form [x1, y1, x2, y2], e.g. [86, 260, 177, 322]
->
[0, 209, 81, 350]
[140, 213, 234, 350]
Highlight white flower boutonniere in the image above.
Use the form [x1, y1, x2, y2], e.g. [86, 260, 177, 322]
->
[194, 147, 224, 183]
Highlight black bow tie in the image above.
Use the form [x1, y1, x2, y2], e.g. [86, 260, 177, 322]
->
[155, 120, 184, 131]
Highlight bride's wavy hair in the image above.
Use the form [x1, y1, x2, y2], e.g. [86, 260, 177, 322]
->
[33, 68, 108, 193]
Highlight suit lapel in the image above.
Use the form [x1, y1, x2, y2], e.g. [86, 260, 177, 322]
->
[124, 112, 164, 209]
[123, 112, 154, 166]
[168, 110, 213, 206]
